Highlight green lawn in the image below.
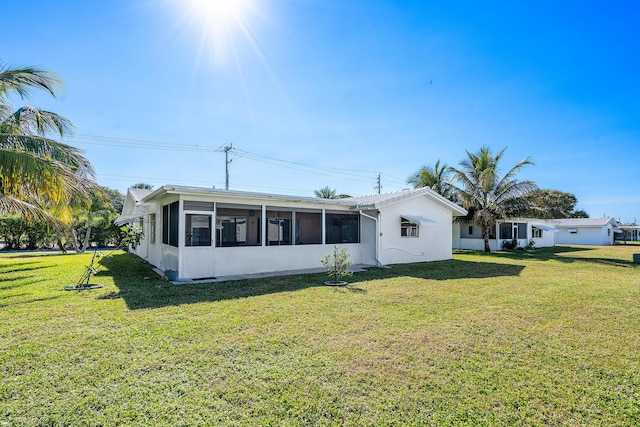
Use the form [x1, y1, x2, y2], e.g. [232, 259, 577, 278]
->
[1, 246, 639, 426]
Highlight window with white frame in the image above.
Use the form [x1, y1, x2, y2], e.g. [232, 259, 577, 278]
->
[186, 214, 212, 246]
[267, 208, 292, 246]
[216, 205, 261, 247]
[401, 217, 419, 237]
[532, 227, 543, 238]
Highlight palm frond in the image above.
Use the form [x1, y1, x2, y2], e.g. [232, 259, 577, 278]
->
[2, 106, 74, 137]
[0, 63, 63, 100]
[0, 133, 93, 174]
[0, 194, 57, 223]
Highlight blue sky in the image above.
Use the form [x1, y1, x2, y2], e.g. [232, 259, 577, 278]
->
[4, 0, 639, 222]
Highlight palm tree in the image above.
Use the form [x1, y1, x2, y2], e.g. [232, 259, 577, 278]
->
[407, 159, 453, 199]
[313, 186, 350, 199]
[448, 146, 538, 252]
[131, 182, 154, 190]
[0, 62, 95, 221]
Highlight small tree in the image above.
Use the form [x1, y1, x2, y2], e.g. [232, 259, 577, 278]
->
[321, 246, 353, 285]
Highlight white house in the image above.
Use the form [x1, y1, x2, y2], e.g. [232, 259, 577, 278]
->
[116, 185, 467, 280]
[453, 219, 558, 251]
[553, 217, 621, 246]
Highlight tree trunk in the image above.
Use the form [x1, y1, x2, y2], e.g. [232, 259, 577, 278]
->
[57, 237, 67, 254]
[481, 224, 491, 253]
[70, 229, 83, 253]
[82, 226, 92, 251]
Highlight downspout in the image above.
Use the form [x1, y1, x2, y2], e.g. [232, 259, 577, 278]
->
[359, 210, 385, 267]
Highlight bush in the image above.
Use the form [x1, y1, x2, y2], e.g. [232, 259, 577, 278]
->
[502, 239, 519, 251]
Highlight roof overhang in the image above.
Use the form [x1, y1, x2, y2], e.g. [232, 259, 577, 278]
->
[532, 224, 558, 232]
[401, 215, 438, 227]
[114, 214, 145, 226]
[141, 185, 357, 208]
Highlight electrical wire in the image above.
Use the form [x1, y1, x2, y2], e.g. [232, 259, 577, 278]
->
[62, 133, 410, 191]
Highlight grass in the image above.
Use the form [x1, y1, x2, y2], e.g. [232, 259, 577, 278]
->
[1, 245, 639, 426]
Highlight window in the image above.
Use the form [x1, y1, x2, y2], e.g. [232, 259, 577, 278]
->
[401, 217, 419, 237]
[532, 227, 542, 239]
[162, 205, 169, 244]
[326, 213, 359, 244]
[568, 228, 578, 234]
[488, 225, 496, 240]
[216, 206, 261, 247]
[186, 214, 212, 246]
[267, 209, 292, 246]
[149, 213, 156, 244]
[468, 225, 473, 235]
[162, 201, 179, 247]
[499, 223, 512, 240]
[517, 223, 527, 240]
[169, 201, 179, 247]
[608, 228, 611, 236]
[295, 211, 322, 244]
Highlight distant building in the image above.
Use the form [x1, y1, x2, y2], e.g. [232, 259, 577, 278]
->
[453, 219, 557, 251]
[553, 217, 621, 246]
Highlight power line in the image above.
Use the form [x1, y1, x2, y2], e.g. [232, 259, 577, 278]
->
[62, 132, 409, 191]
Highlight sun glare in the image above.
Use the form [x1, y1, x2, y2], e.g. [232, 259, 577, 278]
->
[168, 0, 261, 66]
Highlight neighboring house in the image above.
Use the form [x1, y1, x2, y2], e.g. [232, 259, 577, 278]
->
[116, 185, 467, 280]
[618, 224, 640, 242]
[553, 217, 621, 246]
[452, 219, 558, 251]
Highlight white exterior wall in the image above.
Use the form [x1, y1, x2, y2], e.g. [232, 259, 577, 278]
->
[378, 196, 454, 265]
[452, 223, 461, 249]
[459, 238, 500, 251]
[530, 224, 556, 248]
[182, 243, 363, 278]
[556, 227, 614, 246]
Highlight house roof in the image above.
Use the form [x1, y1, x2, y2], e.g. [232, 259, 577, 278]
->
[553, 217, 618, 228]
[345, 187, 467, 216]
[129, 188, 153, 202]
[140, 185, 355, 207]
[117, 185, 467, 225]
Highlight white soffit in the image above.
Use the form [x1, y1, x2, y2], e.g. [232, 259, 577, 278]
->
[532, 224, 558, 232]
[401, 215, 438, 227]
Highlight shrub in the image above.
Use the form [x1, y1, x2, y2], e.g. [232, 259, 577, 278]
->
[321, 246, 353, 284]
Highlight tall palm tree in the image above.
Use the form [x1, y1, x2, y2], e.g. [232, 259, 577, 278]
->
[0, 62, 95, 221]
[448, 146, 538, 252]
[407, 159, 453, 199]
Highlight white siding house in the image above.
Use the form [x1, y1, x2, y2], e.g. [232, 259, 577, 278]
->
[116, 186, 467, 281]
[453, 219, 557, 251]
[553, 217, 620, 246]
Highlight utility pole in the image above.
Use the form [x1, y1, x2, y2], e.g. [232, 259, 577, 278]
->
[216, 143, 234, 190]
[224, 144, 232, 190]
[374, 173, 382, 194]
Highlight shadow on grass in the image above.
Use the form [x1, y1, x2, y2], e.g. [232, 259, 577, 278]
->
[0, 263, 50, 275]
[0, 277, 42, 290]
[0, 294, 62, 308]
[459, 246, 638, 268]
[98, 254, 525, 310]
